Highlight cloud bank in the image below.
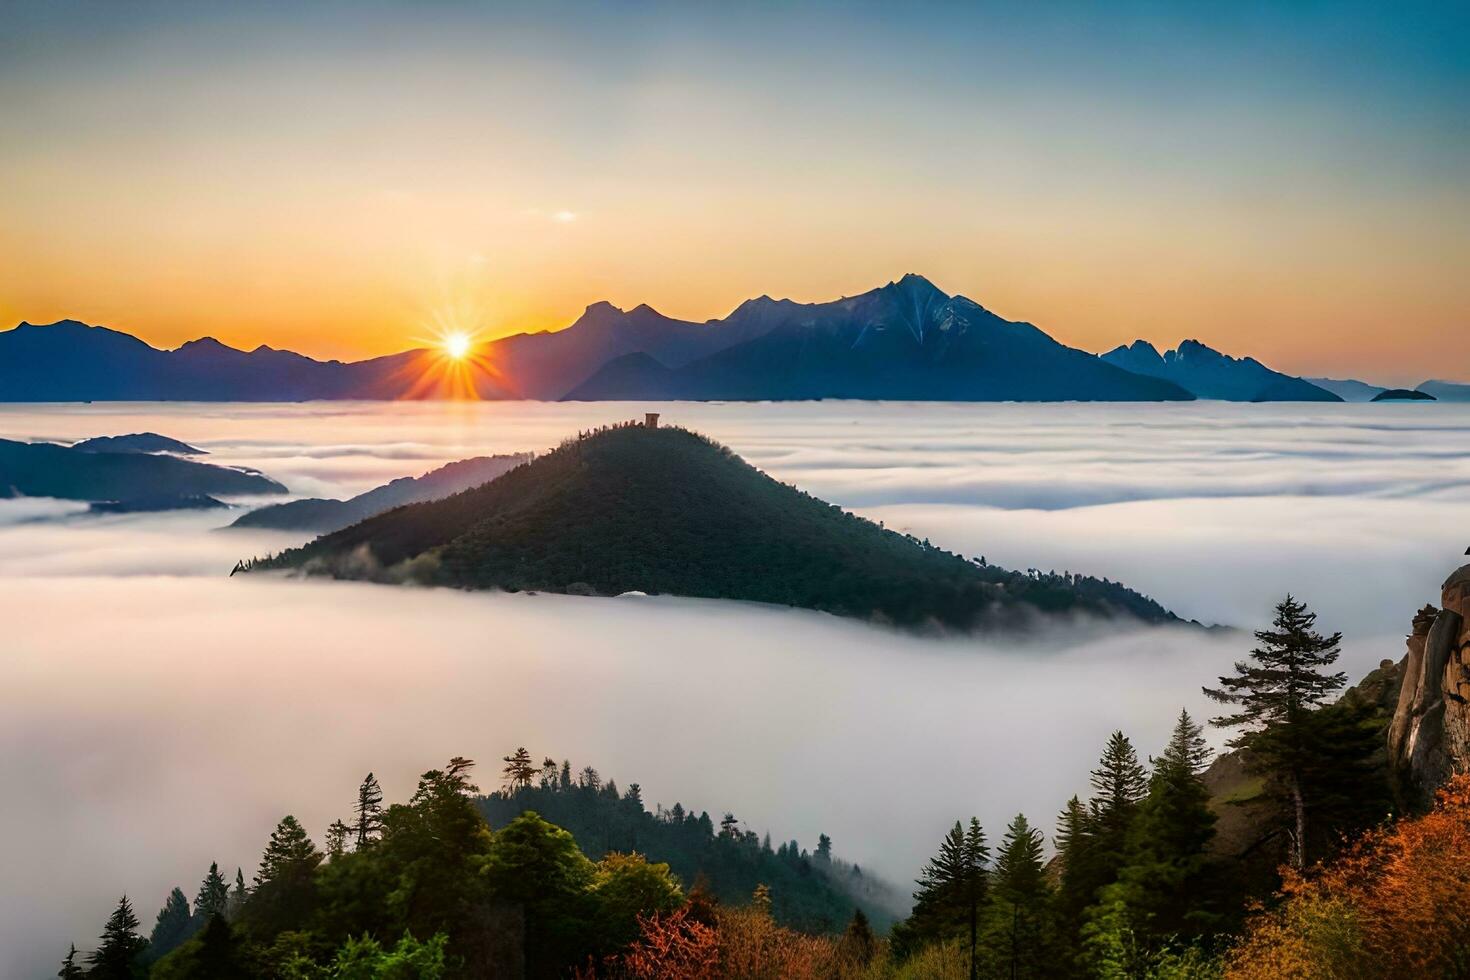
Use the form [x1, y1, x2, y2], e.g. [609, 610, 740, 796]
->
[1, 399, 1465, 974]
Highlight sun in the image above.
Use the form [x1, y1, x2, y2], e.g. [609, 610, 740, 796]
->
[443, 332, 472, 360]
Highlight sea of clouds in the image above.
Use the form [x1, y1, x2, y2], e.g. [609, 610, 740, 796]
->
[1, 399, 1467, 975]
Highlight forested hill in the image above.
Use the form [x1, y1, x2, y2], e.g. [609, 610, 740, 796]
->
[247, 423, 1178, 631]
[478, 756, 906, 933]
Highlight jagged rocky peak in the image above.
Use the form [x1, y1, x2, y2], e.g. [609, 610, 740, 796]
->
[1388, 560, 1470, 807]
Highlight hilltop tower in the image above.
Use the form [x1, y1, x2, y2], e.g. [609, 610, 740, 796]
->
[644, 412, 660, 429]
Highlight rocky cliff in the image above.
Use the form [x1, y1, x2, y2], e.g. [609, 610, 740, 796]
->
[1388, 562, 1470, 808]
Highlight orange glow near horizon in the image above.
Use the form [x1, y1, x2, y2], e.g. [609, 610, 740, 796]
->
[1, 4, 1465, 386]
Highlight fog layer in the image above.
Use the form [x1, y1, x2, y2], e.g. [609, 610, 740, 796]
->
[1, 400, 1466, 975]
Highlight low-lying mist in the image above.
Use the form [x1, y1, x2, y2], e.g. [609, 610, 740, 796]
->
[1, 399, 1465, 975]
[2, 576, 1244, 976]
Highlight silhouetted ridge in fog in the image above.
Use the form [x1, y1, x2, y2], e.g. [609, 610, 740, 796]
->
[247, 423, 1179, 630]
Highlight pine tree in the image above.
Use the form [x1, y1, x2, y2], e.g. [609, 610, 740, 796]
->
[1053, 795, 1096, 968]
[227, 868, 247, 920]
[57, 944, 84, 980]
[194, 862, 230, 919]
[1204, 595, 1347, 868]
[246, 815, 323, 939]
[87, 895, 148, 979]
[990, 814, 1051, 980]
[354, 772, 384, 849]
[1115, 709, 1219, 945]
[256, 814, 322, 887]
[1090, 730, 1149, 842]
[501, 746, 537, 793]
[324, 818, 350, 859]
[815, 833, 833, 862]
[146, 887, 194, 961]
[903, 818, 990, 977]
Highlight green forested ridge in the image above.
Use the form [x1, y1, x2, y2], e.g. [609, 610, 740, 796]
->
[477, 753, 904, 935]
[250, 423, 1177, 631]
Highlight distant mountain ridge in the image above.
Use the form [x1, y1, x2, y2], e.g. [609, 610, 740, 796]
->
[1102, 339, 1341, 402]
[3, 276, 1446, 403]
[0, 437, 284, 501]
[230, 453, 531, 532]
[566, 275, 1193, 402]
[72, 432, 206, 455]
[246, 422, 1181, 631]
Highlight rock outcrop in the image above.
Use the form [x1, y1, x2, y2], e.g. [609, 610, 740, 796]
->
[1388, 563, 1470, 807]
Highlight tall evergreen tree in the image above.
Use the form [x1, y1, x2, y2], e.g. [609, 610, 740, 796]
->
[324, 818, 351, 859]
[502, 746, 537, 793]
[900, 818, 990, 977]
[255, 815, 322, 886]
[193, 863, 230, 919]
[245, 815, 323, 938]
[147, 887, 195, 961]
[989, 813, 1052, 980]
[1090, 730, 1149, 840]
[227, 868, 247, 921]
[1116, 709, 1219, 944]
[87, 895, 148, 979]
[57, 944, 84, 980]
[1204, 595, 1347, 868]
[354, 772, 384, 849]
[1053, 795, 1096, 970]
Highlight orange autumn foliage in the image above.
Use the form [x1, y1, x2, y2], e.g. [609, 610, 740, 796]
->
[1225, 774, 1470, 979]
[611, 902, 876, 979]
[616, 907, 721, 979]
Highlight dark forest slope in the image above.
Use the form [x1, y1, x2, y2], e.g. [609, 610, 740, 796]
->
[249, 424, 1177, 631]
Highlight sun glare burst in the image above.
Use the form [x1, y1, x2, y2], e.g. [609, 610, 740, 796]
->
[444, 332, 472, 360]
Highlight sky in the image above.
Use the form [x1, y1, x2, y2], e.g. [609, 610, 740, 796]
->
[1, 1, 1466, 384]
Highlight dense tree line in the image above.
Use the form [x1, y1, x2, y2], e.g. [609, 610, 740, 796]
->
[884, 595, 1396, 978]
[477, 750, 903, 935]
[251, 425, 1176, 629]
[64, 596, 1427, 978]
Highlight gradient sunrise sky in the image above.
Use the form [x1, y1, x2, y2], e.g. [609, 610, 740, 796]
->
[1, 1, 1466, 384]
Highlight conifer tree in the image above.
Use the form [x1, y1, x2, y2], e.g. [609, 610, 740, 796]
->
[1053, 795, 1096, 968]
[194, 862, 230, 919]
[227, 868, 247, 920]
[990, 814, 1051, 980]
[815, 833, 833, 862]
[501, 746, 537, 793]
[324, 818, 350, 859]
[904, 818, 990, 977]
[354, 772, 384, 849]
[1204, 595, 1347, 868]
[244, 814, 324, 938]
[256, 815, 322, 887]
[1116, 709, 1219, 944]
[1090, 731, 1149, 841]
[57, 944, 84, 980]
[147, 887, 194, 961]
[87, 895, 148, 979]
